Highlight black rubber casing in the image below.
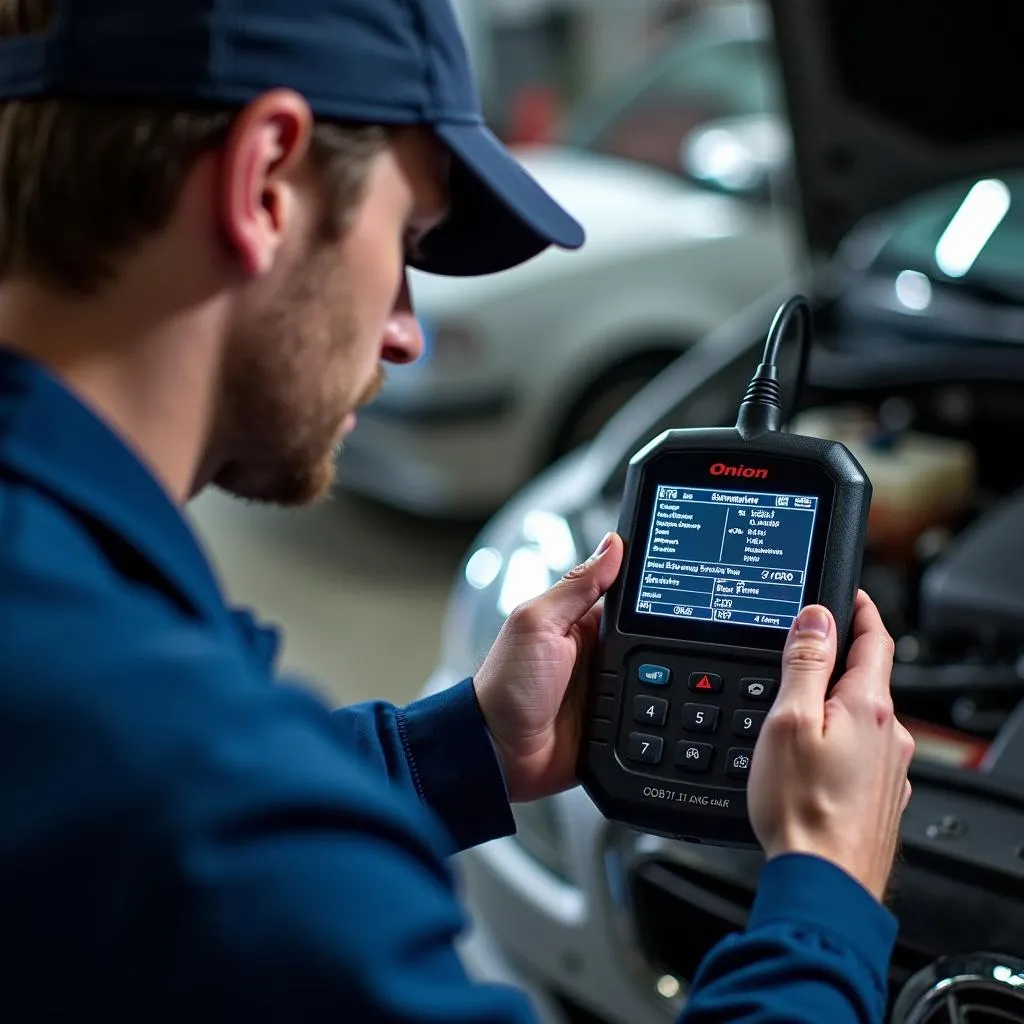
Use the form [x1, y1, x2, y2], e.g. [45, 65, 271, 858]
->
[577, 426, 871, 848]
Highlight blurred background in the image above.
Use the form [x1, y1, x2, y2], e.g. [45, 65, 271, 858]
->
[190, 0, 794, 708]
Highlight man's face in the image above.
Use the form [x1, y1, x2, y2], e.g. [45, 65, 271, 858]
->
[212, 126, 448, 506]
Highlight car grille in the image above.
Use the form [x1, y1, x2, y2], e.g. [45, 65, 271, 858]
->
[894, 982, 1024, 1023]
[629, 859, 933, 1012]
[891, 955, 1024, 1024]
[904, 1002, 1024, 1024]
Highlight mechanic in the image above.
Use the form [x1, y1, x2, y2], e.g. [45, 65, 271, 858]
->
[0, 0, 914, 1020]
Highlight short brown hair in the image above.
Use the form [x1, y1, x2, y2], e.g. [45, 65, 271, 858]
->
[0, 0, 387, 293]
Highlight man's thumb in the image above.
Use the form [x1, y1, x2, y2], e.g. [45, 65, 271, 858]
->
[774, 605, 837, 724]
[535, 532, 624, 634]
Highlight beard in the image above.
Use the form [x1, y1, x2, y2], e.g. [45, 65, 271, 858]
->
[211, 243, 384, 508]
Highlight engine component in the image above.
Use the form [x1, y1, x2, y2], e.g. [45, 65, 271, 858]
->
[900, 717, 988, 770]
[978, 696, 1024, 782]
[921, 487, 1024, 643]
[790, 406, 977, 561]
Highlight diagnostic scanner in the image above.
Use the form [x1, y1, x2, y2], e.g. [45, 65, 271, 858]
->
[577, 297, 872, 848]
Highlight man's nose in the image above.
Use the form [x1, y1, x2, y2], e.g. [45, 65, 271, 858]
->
[381, 273, 424, 365]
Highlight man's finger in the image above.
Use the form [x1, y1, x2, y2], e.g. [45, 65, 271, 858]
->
[829, 591, 895, 705]
[771, 604, 838, 728]
[526, 532, 624, 635]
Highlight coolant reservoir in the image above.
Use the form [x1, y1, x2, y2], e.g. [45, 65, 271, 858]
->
[790, 405, 977, 560]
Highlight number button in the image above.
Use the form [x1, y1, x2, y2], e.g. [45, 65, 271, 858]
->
[674, 741, 714, 774]
[681, 703, 719, 733]
[733, 709, 766, 738]
[688, 671, 722, 693]
[726, 748, 754, 779]
[627, 733, 664, 765]
[638, 664, 671, 686]
[633, 695, 669, 727]
[740, 678, 777, 701]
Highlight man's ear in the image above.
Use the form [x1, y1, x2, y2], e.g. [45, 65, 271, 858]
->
[219, 89, 315, 277]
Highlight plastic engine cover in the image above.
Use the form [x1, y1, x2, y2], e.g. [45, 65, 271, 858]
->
[920, 488, 1024, 641]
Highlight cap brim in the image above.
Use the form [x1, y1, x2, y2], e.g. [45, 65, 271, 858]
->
[409, 122, 585, 277]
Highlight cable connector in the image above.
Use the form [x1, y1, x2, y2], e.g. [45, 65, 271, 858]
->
[735, 295, 812, 440]
[736, 362, 783, 437]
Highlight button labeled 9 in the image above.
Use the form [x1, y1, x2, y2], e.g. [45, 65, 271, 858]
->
[733, 709, 766, 738]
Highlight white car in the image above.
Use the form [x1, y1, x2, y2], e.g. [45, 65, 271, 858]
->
[338, 2, 802, 518]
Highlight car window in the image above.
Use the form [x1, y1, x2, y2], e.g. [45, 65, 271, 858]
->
[564, 35, 782, 180]
[872, 171, 1024, 302]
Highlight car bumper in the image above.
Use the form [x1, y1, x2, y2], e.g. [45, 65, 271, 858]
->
[455, 906, 576, 1024]
[337, 390, 532, 518]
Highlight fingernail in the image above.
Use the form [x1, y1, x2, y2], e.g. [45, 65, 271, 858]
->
[794, 605, 831, 638]
[590, 533, 613, 561]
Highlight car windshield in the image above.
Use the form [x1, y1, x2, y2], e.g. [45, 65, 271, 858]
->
[868, 171, 1024, 305]
[560, 20, 783, 182]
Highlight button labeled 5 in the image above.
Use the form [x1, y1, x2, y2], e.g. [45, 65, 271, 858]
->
[681, 703, 719, 733]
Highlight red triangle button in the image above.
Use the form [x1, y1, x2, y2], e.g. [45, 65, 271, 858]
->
[696, 675, 713, 690]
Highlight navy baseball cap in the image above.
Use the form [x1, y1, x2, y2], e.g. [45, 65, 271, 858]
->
[0, 0, 585, 276]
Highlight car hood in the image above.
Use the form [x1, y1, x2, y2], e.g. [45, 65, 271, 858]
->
[769, 0, 1024, 259]
[409, 147, 753, 315]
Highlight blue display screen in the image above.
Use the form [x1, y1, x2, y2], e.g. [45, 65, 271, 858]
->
[634, 484, 819, 632]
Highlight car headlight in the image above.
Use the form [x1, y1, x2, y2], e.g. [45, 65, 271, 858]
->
[440, 506, 580, 675]
[439, 505, 582, 881]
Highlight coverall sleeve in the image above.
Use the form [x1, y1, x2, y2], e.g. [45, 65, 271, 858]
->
[154, 676, 536, 1023]
[327, 678, 516, 853]
[677, 854, 897, 1024]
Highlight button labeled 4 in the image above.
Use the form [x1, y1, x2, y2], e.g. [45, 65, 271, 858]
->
[633, 695, 668, 727]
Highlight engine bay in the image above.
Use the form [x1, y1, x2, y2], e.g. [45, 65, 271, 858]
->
[793, 365, 1024, 773]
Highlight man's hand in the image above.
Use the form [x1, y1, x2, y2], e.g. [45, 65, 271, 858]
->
[473, 532, 625, 803]
[748, 591, 915, 902]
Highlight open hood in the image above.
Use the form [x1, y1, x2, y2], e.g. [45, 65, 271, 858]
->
[768, 0, 1024, 259]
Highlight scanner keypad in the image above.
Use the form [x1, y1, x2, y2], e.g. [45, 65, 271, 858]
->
[617, 651, 779, 786]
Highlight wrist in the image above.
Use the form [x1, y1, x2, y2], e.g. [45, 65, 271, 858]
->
[471, 678, 517, 798]
[763, 838, 889, 904]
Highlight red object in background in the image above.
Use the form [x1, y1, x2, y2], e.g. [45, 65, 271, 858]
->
[901, 717, 990, 770]
[505, 85, 561, 147]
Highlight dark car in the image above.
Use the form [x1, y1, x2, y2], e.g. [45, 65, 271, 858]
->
[421, 1, 1024, 1021]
